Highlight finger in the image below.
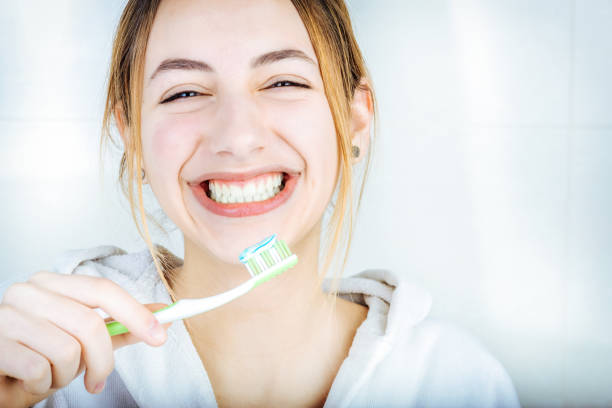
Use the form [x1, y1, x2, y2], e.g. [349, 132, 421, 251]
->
[0, 304, 81, 389]
[2, 283, 113, 394]
[110, 303, 172, 350]
[0, 375, 56, 408]
[27, 272, 166, 347]
[0, 336, 51, 395]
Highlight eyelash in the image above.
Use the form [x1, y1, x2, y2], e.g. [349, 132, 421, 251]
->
[160, 80, 309, 104]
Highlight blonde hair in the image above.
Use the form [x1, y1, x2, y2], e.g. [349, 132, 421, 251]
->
[100, 0, 377, 302]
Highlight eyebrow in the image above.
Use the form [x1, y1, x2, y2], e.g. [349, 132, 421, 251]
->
[148, 49, 316, 83]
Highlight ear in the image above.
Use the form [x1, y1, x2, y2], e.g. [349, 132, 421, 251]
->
[113, 104, 129, 148]
[349, 78, 373, 165]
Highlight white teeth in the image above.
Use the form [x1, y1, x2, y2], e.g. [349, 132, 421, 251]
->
[208, 174, 283, 204]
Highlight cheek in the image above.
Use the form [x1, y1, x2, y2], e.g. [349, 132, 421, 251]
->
[142, 115, 201, 174]
[267, 97, 338, 175]
[300, 99, 338, 192]
[265, 96, 339, 220]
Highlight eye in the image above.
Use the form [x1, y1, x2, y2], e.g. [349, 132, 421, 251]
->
[160, 90, 204, 104]
[266, 80, 310, 90]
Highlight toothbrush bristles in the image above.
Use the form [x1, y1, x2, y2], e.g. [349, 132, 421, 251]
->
[245, 240, 291, 277]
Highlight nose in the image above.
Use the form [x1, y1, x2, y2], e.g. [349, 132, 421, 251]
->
[207, 93, 267, 160]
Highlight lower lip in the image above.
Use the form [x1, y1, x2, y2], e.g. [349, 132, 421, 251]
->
[189, 173, 299, 218]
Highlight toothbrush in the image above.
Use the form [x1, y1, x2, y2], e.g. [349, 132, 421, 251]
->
[106, 234, 298, 336]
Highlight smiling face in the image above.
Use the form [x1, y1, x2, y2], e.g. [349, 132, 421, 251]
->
[140, 0, 339, 265]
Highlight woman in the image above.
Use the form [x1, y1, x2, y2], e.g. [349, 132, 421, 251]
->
[0, 0, 520, 407]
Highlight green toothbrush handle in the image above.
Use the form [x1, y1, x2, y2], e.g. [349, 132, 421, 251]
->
[106, 320, 129, 336]
[105, 303, 174, 337]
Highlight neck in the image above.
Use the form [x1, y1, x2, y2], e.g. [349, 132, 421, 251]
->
[169, 222, 340, 358]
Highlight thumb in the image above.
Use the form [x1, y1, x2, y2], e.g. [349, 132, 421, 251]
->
[110, 303, 173, 350]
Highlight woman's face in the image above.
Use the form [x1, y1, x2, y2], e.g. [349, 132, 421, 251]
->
[140, 0, 338, 264]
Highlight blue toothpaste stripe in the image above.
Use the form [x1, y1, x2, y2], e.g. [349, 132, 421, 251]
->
[239, 234, 277, 263]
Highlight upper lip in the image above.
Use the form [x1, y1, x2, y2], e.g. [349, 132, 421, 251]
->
[188, 165, 300, 185]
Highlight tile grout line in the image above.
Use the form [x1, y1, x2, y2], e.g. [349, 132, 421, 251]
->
[562, 1, 576, 406]
[0, 117, 102, 124]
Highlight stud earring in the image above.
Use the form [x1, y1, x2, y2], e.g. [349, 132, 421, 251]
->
[351, 145, 360, 158]
[141, 168, 148, 184]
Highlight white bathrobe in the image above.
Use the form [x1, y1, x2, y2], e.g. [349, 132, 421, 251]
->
[3, 244, 519, 407]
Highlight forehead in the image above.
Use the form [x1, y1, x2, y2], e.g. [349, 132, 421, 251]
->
[145, 0, 317, 73]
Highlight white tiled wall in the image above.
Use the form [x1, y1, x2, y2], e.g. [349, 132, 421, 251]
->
[574, 1, 612, 126]
[344, 1, 612, 407]
[1, 1, 610, 406]
[0, 0, 183, 285]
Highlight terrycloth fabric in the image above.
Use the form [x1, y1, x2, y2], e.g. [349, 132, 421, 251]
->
[10, 244, 521, 408]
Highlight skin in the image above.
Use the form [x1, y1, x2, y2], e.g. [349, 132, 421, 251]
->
[0, 273, 172, 407]
[0, 0, 373, 407]
[118, 0, 374, 406]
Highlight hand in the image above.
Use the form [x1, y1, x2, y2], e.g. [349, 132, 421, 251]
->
[0, 271, 171, 408]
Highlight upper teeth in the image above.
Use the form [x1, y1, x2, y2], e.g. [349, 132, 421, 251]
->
[209, 173, 283, 204]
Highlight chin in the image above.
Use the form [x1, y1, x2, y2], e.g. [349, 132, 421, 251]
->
[213, 251, 244, 266]
[198, 230, 278, 266]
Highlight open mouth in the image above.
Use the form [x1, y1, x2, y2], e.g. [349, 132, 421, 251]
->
[202, 172, 288, 204]
[189, 171, 298, 218]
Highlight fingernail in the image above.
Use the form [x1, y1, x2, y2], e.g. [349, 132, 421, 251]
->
[148, 319, 166, 343]
[94, 380, 105, 393]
